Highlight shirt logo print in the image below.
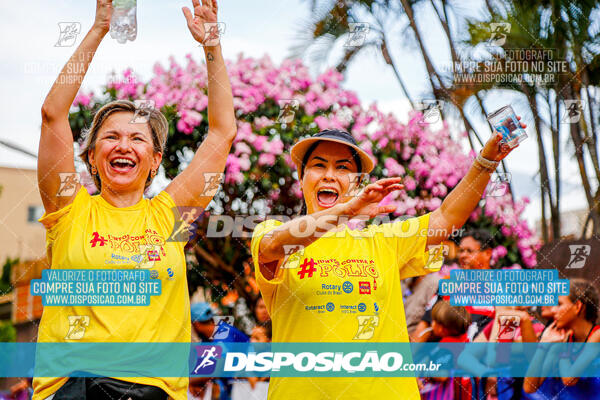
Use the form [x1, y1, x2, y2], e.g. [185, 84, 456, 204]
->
[90, 232, 107, 247]
[298, 258, 317, 279]
[342, 281, 353, 293]
[359, 281, 371, 294]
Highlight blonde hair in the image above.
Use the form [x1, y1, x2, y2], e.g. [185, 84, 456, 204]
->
[79, 100, 168, 191]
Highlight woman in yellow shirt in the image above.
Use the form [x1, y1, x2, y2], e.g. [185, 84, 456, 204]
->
[251, 128, 522, 399]
[34, 1, 234, 399]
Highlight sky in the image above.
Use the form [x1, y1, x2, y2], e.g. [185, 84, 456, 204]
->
[0, 0, 589, 231]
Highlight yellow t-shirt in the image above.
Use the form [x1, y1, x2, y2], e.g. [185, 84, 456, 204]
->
[251, 213, 439, 400]
[32, 187, 190, 400]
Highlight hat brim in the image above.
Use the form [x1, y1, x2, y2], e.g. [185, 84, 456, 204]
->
[290, 137, 374, 175]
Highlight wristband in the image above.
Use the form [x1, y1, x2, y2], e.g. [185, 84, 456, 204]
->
[475, 151, 499, 172]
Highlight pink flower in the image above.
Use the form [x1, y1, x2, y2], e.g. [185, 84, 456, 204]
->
[253, 136, 268, 152]
[73, 92, 92, 107]
[234, 142, 251, 156]
[267, 139, 284, 155]
[495, 245, 508, 258]
[269, 190, 280, 201]
[238, 156, 251, 171]
[85, 54, 542, 274]
[258, 153, 276, 166]
[254, 116, 274, 130]
[379, 192, 396, 207]
[314, 116, 331, 130]
[426, 197, 442, 210]
[403, 176, 417, 191]
[292, 182, 303, 199]
[384, 158, 405, 176]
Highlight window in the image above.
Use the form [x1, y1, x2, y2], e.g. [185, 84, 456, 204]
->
[27, 205, 44, 223]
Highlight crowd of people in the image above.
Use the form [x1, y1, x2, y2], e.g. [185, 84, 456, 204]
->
[182, 227, 600, 400]
[402, 229, 600, 399]
[188, 298, 272, 400]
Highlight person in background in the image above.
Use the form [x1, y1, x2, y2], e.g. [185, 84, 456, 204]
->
[471, 306, 545, 400]
[524, 279, 600, 399]
[250, 320, 272, 344]
[414, 229, 496, 342]
[405, 270, 444, 336]
[539, 306, 555, 327]
[476, 306, 545, 343]
[190, 302, 249, 400]
[419, 301, 472, 400]
[191, 302, 249, 343]
[253, 297, 270, 325]
[231, 321, 272, 400]
[9, 379, 33, 400]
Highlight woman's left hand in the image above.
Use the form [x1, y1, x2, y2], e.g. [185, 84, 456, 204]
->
[481, 116, 526, 161]
[182, 0, 218, 45]
[540, 321, 571, 343]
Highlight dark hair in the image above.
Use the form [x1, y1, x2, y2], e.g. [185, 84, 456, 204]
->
[298, 137, 363, 215]
[257, 320, 272, 341]
[460, 229, 493, 250]
[431, 300, 471, 336]
[568, 278, 599, 323]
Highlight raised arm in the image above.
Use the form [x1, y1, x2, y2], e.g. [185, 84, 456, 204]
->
[165, 0, 236, 208]
[257, 178, 402, 280]
[38, 0, 112, 214]
[427, 121, 525, 247]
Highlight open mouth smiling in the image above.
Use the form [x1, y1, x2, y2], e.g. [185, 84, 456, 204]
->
[317, 187, 339, 207]
[109, 157, 137, 173]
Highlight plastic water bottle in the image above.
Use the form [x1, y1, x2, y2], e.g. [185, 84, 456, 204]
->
[110, 0, 137, 44]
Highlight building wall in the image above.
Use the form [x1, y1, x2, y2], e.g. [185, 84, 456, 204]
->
[0, 166, 46, 263]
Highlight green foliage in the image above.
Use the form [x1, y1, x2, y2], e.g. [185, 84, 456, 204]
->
[0, 257, 17, 296]
[0, 320, 16, 342]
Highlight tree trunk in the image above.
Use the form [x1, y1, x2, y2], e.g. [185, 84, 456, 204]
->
[549, 89, 561, 238]
[399, 0, 442, 96]
[522, 82, 551, 242]
[580, 69, 600, 182]
[566, 85, 600, 235]
[379, 36, 415, 109]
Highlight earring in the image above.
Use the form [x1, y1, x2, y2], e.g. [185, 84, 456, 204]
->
[151, 169, 156, 178]
[91, 165, 97, 175]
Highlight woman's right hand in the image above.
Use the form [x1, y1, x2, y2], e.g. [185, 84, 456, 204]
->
[342, 177, 403, 218]
[182, 0, 219, 45]
[93, 0, 113, 35]
[540, 321, 571, 343]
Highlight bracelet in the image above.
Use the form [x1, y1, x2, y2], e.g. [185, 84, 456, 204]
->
[475, 152, 499, 172]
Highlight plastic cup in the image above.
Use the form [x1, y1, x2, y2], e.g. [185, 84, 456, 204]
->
[486, 105, 527, 148]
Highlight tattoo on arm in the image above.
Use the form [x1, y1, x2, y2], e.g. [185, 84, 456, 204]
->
[207, 52, 214, 61]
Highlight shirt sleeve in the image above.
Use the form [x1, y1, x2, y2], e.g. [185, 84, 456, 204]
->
[38, 186, 89, 256]
[383, 213, 442, 279]
[149, 190, 178, 239]
[250, 220, 284, 314]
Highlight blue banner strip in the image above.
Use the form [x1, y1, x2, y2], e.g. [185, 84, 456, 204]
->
[2, 343, 600, 378]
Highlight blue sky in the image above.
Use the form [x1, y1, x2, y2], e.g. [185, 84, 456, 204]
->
[0, 0, 588, 228]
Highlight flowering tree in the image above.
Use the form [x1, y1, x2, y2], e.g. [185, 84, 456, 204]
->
[69, 54, 540, 308]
